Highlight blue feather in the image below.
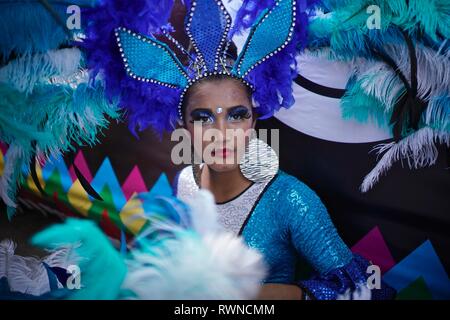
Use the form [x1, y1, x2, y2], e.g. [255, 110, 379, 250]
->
[0, 0, 96, 60]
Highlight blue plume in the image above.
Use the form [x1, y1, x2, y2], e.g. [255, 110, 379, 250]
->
[185, 0, 232, 71]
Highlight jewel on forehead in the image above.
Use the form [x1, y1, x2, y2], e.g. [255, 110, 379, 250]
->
[216, 107, 223, 114]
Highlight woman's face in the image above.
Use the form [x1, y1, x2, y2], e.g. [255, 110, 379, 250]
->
[184, 78, 256, 173]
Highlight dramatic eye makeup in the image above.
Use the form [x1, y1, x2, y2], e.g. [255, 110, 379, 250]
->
[188, 105, 251, 124]
[189, 108, 215, 124]
[227, 105, 252, 122]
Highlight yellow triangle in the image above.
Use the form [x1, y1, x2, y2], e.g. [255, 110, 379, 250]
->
[120, 192, 148, 235]
[67, 179, 93, 217]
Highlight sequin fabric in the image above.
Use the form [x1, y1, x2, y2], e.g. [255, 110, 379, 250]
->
[241, 171, 353, 282]
[187, 0, 231, 71]
[175, 167, 395, 300]
[299, 254, 396, 300]
[234, 0, 295, 76]
[116, 29, 188, 87]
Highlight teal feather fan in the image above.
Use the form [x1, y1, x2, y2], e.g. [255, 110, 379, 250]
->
[0, 1, 119, 218]
[308, 0, 450, 191]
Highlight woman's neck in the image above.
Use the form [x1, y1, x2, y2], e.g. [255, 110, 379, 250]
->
[200, 165, 253, 204]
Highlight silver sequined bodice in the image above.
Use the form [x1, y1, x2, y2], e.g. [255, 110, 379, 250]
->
[176, 165, 271, 235]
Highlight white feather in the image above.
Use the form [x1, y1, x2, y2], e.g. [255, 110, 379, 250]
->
[0, 144, 25, 208]
[122, 189, 267, 299]
[184, 189, 222, 235]
[0, 48, 82, 95]
[122, 231, 266, 300]
[0, 239, 49, 296]
[425, 96, 450, 130]
[383, 43, 450, 100]
[361, 127, 450, 192]
[0, 239, 78, 295]
[354, 43, 450, 117]
[43, 245, 79, 269]
[0, 239, 16, 279]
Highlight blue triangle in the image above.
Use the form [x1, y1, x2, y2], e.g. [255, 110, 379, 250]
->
[90, 157, 126, 211]
[148, 173, 173, 198]
[383, 240, 450, 300]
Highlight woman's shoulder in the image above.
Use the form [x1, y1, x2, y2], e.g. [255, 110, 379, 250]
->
[270, 170, 326, 212]
[273, 170, 320, 196]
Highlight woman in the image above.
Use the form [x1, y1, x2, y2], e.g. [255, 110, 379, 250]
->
[82, 0, 395, 299]
[174, 73, 394, 300]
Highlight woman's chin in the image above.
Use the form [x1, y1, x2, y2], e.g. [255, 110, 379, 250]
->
[207, 162, 239, 173]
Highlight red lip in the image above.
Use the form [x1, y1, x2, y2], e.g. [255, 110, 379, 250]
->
[212, 148, 233, 158]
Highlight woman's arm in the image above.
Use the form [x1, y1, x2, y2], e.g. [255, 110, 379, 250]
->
[285, 178, 396, 300]
[257, 284, 303, 300]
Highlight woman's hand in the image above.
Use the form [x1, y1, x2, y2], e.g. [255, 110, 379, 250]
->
[257, 284, 303, 300]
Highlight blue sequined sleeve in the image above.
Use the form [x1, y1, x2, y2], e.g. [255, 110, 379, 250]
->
[284, 175, 395, 300]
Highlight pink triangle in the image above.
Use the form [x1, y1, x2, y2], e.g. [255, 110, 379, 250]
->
[68, 151, 93, 183]
[351, 226, 396, 274]
[122, 165, 148, 201]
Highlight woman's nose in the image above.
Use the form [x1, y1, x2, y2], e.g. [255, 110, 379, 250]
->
[213, 117, 231, 143]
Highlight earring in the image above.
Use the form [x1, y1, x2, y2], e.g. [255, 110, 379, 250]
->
[239, 134, 279, 183]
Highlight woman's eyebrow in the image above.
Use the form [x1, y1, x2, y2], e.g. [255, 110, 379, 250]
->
[227, 105, 251, 112]
[189, 107, 213, 114]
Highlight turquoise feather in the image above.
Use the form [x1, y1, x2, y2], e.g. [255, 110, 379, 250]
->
[32, 218, 127, 300]
[0, 79, 119, 219]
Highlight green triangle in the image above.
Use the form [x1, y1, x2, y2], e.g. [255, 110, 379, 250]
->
[88, 185, 124, 229]
[41, 169, 69, 203]
[396, 276, 433, 300]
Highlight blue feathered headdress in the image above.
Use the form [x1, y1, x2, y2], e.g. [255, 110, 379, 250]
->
[82, 0, 315, 135]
